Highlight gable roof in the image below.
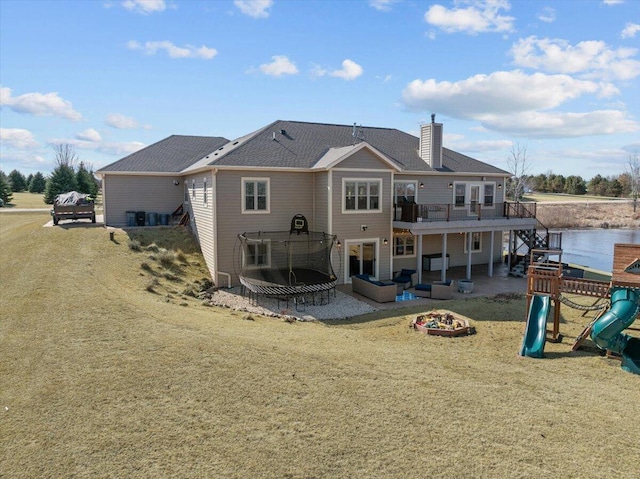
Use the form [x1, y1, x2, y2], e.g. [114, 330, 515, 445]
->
[206, 120, 509, 175]
[97, 135, 229, 174]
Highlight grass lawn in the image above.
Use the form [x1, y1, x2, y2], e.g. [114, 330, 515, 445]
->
[522, 192, 628, 203]
[1, 214, 639, 478]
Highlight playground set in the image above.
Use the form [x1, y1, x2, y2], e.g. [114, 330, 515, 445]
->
[519, 243, 640, 375]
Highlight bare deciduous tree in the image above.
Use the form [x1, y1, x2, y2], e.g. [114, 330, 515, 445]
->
[53, 143, 79, 169]
[507, 143, 532, 201]
[626, 150, 639, 212]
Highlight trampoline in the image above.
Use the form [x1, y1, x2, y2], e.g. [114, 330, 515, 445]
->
[236, 215, 338, 308]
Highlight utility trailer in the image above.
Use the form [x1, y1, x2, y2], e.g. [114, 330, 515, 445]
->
[51, 191, 96, 225]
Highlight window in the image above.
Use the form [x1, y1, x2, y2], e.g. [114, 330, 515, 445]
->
[344, 179, 381, 212]
[483, 184, 494, 207]
[393, 235, 415, 257]
[464, 232, 482, 253]
[184, 183, 189, 203]
[454, 183, 466, 207]
[394, 181, 416, 205]
[244, 241, 270, 268]
[192, 179, 196, 200]
[203, 177, 208, 206]
[242, 178, 269, 213]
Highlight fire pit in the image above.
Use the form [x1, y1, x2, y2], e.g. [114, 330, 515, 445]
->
[410, 310, 472, 337]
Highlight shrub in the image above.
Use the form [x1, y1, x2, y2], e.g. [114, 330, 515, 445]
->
[146, 278, 160, 292]
[128, 239, 142, 251]
[157, 248, 177, 268]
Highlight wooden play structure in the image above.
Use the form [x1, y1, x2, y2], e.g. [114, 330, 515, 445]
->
[525, 244, 640, 345]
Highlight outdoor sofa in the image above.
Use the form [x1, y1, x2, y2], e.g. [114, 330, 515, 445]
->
[392, 269, 418, 290]
[413, 280, 455, 300]
[351, 274, 397, 303]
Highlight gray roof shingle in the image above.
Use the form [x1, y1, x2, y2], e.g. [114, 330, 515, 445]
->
[208, 120, 509, 175]
[97, 135, 229, 173]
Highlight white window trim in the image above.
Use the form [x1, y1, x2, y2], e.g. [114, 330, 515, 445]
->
[482, 182, 496, 209]
[453, 181, 466, 209]
[464, 232, 482, 253]
[184, 182, 190, 203]
[394, 180, 417, 204]
[342, 178, 383, 214]
[242, 177, 270, 214]
[392, 234, 416, 258]
[243, 240, 271, 269]
[192, 179, 196, 200]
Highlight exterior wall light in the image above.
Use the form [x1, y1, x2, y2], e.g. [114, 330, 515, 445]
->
[173, 179, 180, 186]
[448, 183, 453, 189]
[419, 182, 424, 188]
[383, 238, 388, 245]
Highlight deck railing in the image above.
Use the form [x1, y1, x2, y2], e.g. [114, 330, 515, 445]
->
[393, 201, 534, 223]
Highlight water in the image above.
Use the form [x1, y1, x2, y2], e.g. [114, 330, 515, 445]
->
[558, 229, 640, 272]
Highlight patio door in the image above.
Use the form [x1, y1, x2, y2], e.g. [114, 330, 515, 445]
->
[347, 240, 378, 281]
[469, 184, 481, 216]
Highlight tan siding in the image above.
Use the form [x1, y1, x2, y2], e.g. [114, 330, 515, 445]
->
[394, 175, 506, 205]
[331, 170, 393, 280]
[418, 232, 502, 268]
[215, 171, 315, 285]
[337, 149, 390, 170]
[102, 174, 183, 226]
[184, 173, 215, 278]
[313, 172, 329, 232]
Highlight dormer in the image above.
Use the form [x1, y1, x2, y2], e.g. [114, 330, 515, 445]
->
[419, 114, 443, 169]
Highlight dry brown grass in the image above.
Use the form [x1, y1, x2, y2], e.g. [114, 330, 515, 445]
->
[1, 213, 639, 478]
[536, 201, 640, 229]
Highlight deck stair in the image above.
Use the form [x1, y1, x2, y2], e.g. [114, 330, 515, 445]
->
[508, 202, 562, 277]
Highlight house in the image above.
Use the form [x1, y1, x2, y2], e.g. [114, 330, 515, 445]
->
[97, 118, 542, 288]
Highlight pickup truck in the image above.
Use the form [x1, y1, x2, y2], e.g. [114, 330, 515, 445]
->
[51, 191, 96, 225]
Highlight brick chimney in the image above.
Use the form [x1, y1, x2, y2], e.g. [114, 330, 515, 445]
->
[419, 114, 443, 169]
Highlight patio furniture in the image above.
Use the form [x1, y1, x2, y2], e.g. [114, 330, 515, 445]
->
[413, 280, 455, 299]
[392, 269, 418, 290]
[351, 275, 397, 303]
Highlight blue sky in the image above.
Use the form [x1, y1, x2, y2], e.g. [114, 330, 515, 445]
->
[1, 0, 639, 178]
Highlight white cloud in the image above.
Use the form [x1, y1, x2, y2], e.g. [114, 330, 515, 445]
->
[50, 137, 146, 156]
[369, 0, 400, 12]
[481, 110, 639, 138]
[536, 6, 555, 23]
[621, 22, 640, 39]
[0, 128, 39, 149]
[424, 0, 515, 35]
[121, 0, 166, 14]
[510, 36, 640, 81]
[602, 0, 624, 5]
[402, 70, 615, 118]
[76, 129, 102, 142]
[105, 113, 151, 129]
[127, 40, 217, 59]
[259, 55, 299, 77]
[449, 138, 513, 153]
[0, 86, 82, 121]
[329, 60, 364, 80]
[234, 0, 272, 18]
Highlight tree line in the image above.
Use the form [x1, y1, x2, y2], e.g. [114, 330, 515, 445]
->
[525, 172, 637, 197]
[0, 145, 99, 205]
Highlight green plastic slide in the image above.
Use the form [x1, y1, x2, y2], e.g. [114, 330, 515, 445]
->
[590, 287, 640, 375]
[519, 294, 551, 358]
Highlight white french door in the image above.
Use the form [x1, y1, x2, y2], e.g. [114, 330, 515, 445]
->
[346, 240, 378, 282]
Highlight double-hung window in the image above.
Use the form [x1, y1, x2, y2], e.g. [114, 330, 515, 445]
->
[483, 184, 494, 207]
[203, 178, 208, 206]
[242, 178, 270, 213]
[464, 232, 482, 253]
[244, 240, 270, 268]
[192, 179, 196, 200]
[394, 181, 416, 205]
[344, 179, 381, 212]
[454, 183, 466, 207]
[393, 235, 415, 257]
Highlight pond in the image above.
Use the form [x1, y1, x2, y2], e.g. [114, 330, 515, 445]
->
[558, 229, 640, 273]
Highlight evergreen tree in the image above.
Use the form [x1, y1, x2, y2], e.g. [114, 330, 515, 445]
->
[8, 169, 27, 192]
[43, 145, 79, 204]
[0, 170, 13, 205]
[76, 162, 98, 197]
[28, 172, 47, 193]
[564, 175, 586, 195]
